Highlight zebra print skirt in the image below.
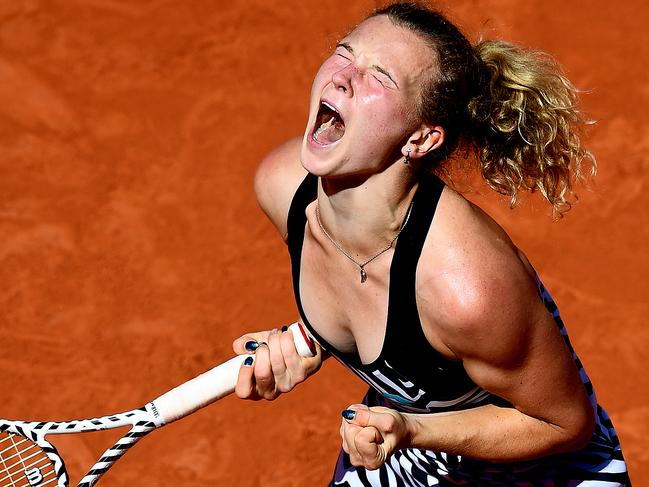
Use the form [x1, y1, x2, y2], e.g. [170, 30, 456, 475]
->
[329, 388, 630, 487]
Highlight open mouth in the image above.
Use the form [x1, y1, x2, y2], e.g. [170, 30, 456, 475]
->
[312, 100, 345, 145]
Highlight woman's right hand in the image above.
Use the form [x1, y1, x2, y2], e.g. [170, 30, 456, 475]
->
[232, 325, 324, 401]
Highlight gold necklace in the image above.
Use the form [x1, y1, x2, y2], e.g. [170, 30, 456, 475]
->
[315, 201, 414, 283]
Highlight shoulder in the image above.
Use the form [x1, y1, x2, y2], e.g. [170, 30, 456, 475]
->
[416, 185, 545, 363]
[254, 137, 308, 241]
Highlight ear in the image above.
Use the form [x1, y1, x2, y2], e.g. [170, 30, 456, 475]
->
[401, 125, 445, 160]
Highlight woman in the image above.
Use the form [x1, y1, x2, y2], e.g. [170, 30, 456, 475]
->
[233, 3, 630, 485]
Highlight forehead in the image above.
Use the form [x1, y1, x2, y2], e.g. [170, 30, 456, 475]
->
[342, 15, 437, 83]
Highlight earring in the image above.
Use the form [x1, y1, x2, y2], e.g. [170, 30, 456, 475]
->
[404, 148, 411, 165]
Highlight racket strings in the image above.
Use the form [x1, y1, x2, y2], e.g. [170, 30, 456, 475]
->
[0, 433, 57, 487]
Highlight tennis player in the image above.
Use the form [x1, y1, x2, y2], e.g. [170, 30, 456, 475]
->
[234, 3, 630, 485]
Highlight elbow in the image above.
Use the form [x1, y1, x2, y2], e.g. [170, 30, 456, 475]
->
[557, 405, 596, 454]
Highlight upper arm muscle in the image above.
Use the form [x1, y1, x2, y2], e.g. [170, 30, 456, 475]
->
[417, 193, 594, 442]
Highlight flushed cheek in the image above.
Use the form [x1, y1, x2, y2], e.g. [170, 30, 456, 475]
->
[357, 90, 383, 106]
[312, 65, 331, 88]
[358, 94, 409, 132]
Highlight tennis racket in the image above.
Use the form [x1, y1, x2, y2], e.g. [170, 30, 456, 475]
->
[0, 322, 315, 487]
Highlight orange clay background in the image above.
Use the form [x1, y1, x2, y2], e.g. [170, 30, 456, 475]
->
[1, 1, 647, 485]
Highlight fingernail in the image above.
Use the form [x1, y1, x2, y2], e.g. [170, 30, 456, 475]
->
[281, 325, 288, 332]
[244, 356, 254, 366]
[342, 409, 356, 421]
[257, 341, 268, 348]
[244, 341, 259, 352]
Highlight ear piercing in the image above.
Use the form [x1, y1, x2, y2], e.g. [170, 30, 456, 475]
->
[404, 148, 411, 165]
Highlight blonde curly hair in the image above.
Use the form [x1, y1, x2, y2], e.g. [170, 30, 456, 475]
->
[470, 40, 595, 215]
[373, 3, 596, 216]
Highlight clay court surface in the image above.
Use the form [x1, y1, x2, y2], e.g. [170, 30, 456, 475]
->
[1, 0, 647, 485]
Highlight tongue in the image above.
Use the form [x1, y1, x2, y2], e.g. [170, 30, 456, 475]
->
[316, 120, 345, 144]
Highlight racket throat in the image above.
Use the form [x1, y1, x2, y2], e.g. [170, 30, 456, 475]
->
[144, 403, 166, 428]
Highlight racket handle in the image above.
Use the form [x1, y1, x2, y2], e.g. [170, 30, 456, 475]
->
[150, 322, 315, 425]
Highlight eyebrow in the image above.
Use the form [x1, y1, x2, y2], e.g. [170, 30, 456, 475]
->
[336, 42, 399, 88]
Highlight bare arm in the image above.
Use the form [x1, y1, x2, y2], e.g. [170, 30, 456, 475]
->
[235, 138, 327, 401]
[405, 196, 594, 462]
[342, 267, 594, 467]
[253, 136, 307, 241]
[340, 196, 594, 467]
[404, 279, 594, 462]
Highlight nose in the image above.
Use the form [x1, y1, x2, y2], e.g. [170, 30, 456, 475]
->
[332, 64, 357, 96]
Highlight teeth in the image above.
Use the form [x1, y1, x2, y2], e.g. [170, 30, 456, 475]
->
[313, 116, 335, 141]
[322, 101, 338, 113]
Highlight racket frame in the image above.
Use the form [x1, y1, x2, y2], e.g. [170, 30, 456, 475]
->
[0, 322, 314, 487]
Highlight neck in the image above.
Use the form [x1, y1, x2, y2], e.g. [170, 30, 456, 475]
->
[315, 164, 418, 258]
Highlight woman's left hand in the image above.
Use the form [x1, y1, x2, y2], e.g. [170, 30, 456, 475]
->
[340, 404, 412, 470]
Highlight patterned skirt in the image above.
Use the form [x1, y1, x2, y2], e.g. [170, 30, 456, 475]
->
[328, 388, 630, 487]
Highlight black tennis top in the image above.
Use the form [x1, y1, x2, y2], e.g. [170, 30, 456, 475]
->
[286, 173, 502, 412]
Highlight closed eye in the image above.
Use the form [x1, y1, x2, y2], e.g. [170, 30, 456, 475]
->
[335, 44, 352, 62]
[336, 42, 354, 56]
[335, 42, 398, 89]
[373, 66, 398, 89]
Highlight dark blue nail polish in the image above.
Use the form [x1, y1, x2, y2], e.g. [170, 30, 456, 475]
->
[281, 325, 288, 332]
[244, 341, 259, 352]
[244, 356, 254, 366]
[342, 409, 356, 421]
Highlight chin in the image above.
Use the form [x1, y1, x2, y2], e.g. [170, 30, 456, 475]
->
[299, 146, 333, 177]
[300, 132, 349, 177]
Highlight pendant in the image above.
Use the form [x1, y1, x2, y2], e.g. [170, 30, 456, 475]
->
[360, 267, 367, 283]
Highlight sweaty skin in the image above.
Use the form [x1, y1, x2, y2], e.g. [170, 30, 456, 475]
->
[235, 15, 594, 469]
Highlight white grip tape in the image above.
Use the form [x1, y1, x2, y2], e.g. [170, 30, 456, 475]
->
[151, 322, 314, 425]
